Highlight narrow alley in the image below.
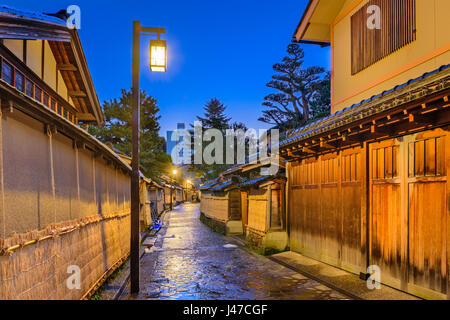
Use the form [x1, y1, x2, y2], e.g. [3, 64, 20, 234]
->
[121, 203, 348, 300]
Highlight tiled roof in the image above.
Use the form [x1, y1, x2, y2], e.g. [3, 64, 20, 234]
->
[209, 181, 233, 192]
[280, 64, 450, 148]
[199, 178, 221, 191]
[0, 5, 67, 26]
[239, 175, 286, 188]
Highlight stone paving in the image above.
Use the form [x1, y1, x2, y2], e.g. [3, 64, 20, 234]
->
[121, 203, 348, 300]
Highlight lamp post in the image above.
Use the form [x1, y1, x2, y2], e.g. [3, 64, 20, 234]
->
[131, 20, 166, 294]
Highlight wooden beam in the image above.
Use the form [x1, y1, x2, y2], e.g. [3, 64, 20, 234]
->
[409, 112, 436, 124]
[302, 147, 316, 154]
[368, 125, 391, 138]
[341, 133, 352, 142]
[69, 91, 87, 98]
[57, 63, 78, 71]
[75, 140, 86, 149]
[76, 113, 96, 121]
[319, 138, 336, 149]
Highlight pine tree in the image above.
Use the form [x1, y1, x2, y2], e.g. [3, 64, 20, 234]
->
[309, 72, 331, 122]
[190, 98, 232, 180]
[88, 89, 172, 181]
[258, 43, 330, 131]
[196, 98, 231, 130]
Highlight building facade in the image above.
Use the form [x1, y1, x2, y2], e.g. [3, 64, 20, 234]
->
[0, 7, 133, 299]
[283, 0, 450, 299]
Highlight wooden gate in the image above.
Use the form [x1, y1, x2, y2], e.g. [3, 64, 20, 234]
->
[369, 128, 449, 299]
[288, 147, 363, 273]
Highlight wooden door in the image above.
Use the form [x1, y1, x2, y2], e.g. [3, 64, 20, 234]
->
[340, 147, 363, 272]
[320, 153, 341, 266]
[369, 128, 449, 298]
[406, 129, 448, 298]
[369, 139, 404, 289]
[241, 191, 248, 232]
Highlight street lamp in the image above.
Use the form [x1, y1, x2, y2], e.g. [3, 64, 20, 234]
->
[131, 21, 166, 294]
[172, 169, 177, 175]
[150, 39, 167, 72]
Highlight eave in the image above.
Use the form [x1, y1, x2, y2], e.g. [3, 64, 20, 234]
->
[279, 65, 450, 161]
[293, 0, 319, 41]
[0, 6, 104, 125]
[48, 31, 104, 125]
[293, 0, 346, 43]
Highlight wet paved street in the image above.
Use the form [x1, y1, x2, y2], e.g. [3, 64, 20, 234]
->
[122, 203, 348, 300]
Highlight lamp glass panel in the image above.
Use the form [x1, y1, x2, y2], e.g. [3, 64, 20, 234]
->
[150, 40, 166, 72]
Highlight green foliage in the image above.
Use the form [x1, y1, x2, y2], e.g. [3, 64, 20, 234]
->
[258, 43, 331, 131]
[191, 100, 259, 181]
[192, 98, 231, 180]
[196, 98, 231, 130]
[88, 89, 172, 181]
[309, 72, 331, 122]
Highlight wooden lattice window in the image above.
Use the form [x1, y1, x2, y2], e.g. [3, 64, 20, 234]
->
[351, 0, 416, 74]
[372, 146, 399, 180]
[321, 157, 339, 184]
[304, 160, 318, 185]
[342, 152, 362, 182]
[408, 137, 445, 177]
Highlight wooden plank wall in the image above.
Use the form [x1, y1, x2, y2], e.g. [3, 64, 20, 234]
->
[289, 147, 365, 273]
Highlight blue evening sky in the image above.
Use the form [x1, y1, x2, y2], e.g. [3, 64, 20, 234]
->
[4, 0, 330, 136]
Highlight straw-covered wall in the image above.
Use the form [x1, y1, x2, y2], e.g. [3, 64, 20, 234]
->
[0, 213, 130, 299]
[0, 109, 131, 299]
[148, 188, 164, 215]
[200, 192, 228, 222]
[247, 188, 268, 233]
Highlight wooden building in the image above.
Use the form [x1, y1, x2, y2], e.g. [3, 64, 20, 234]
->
[235, 161, 287, 254]
[283, 0, 450, 299]
[0, 7, 133, 299]
[199, 179, 243, 235]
